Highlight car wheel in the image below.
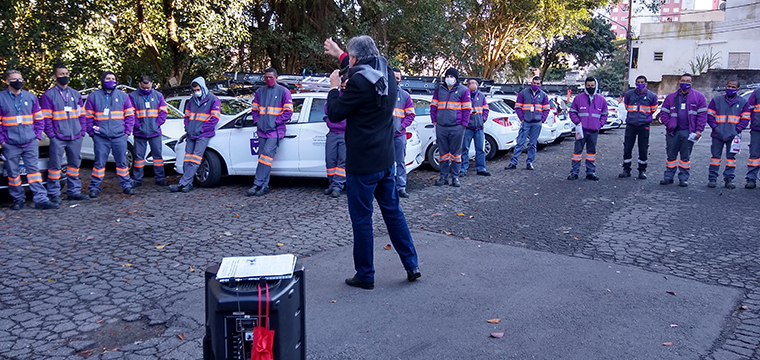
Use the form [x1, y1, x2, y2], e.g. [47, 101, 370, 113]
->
[553, 136, 565, 145]
[194, 150, 222, 187]
[126, 142, 135, 171]
[426, 144, 441, 172]
[484, 135, 498, 160]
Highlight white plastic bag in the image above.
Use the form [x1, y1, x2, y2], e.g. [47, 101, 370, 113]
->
[730, 134, 741, 154]
[575, 123, 584, 140]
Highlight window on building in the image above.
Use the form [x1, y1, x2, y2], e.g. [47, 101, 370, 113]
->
[654, 52, 664, 61]
[675, 0, 679, 3]
[611, 25, 617, 30]
[673, 16, 678, 21]
[728, 52, 751, 69]
[663, 8, 669, 12]
[613, 7, 619, 13]
[612, 16, 618, 21]
[631, 48, 639, 69]
[673, 8, 679, 12]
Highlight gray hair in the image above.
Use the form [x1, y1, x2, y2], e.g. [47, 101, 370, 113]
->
[4, 69, 21, 80]
[347, 35, 380, 62]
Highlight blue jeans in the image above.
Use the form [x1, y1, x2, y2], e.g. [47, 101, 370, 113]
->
[346, 164, 419, 283]
[510, 121, 542, 166]
[461, 128, 486, 173]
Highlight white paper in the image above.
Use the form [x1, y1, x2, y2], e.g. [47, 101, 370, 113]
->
[64, 106, 73, 112]
[145, 102, 151, 109]
[216, 254, 297, 281]
[575, 123, 584, 140]
[103, 108, 110, 116]
[681, 103, 686, 110]
[16, 116, 22, 124]
[688, 132, 700, 144]
[730, 134, 741, 154]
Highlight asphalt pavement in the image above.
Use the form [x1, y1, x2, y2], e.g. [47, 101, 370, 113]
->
[0, 124, 759, 360]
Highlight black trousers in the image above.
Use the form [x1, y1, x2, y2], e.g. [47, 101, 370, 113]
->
[622, 124, 650, 171]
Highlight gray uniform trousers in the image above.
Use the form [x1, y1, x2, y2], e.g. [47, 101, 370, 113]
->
[325, 131, 346, 191]
[133, 136, 165, 183]
[179, 137, 209, 187]
[436, 124, 465, 180]
[254, 137, 279, 188]
[709, 137, 736, 182]
[663, 129, 694, 182]
[571, 131, 599, 175]
[47, 136, 83, 197]
[747, 130, 760, 181]
[90, 134, 132, 192]
[393, 135, 407, 191]
[3, 142, 48, 204]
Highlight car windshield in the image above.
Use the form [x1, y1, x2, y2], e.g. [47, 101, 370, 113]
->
[220, 99, 251, 116]
[488, 100, 514, 114]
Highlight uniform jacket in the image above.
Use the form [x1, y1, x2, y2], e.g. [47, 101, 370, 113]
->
[660, 89, 708, 135]
[393, 87, 415, 137]
[623, 88, 658, 126]
[467, 90, 489, 130]
[184, 77, 221, 140]
[0, 89, 44, 147]
[569, 93, 608, 132]
[85, 88, 136, 138]
[252, 84, 293, 138]
[431, 84, 471, 127]
[40, 85, 86, 141]
[707, 94, 750, 141]
[747, 89, 760, 131]
[515, 87, 549, 123]
[324, 92, 347, 134]
[129, 89, 168, 138]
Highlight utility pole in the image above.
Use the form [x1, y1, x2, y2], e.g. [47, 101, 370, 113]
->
[622, 0, 634, 93]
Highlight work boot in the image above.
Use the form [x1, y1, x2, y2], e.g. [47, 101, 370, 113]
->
[181, 184, 194, 193]
[638, 170, 647, 180]
[434, 177, 448, 186]
[35, 201, 58, 210]
[89, 190, 100, 198]
[707, 179, 717, 188]
[254, 187, 270, 196]
[66, 193, 88, 201]
[451, 178, 461, 187]
[660, 179, 674, 185]
[323, 188, 333, 195]
[505, 164, 517, 170]
[330, 189, 341, 198]
[49, 195, 62, 206]
[477, 170, 492, 176]
[247, 185, 262, 196]
[526, 163, 535, 170]
[618, 168, 631, 178]
[10, 201, 24, 210]
[586, 173, 600, 181]
[123, 188, 135, 195]
[746, 179, 756, 189]
[398, 189, 410, 198]
[169, 184, 183, 193]
[155, 180, 169, 186]
[678, 180, 689, 187]
[567, 174, 579, 180]
[132, 181, 142, 188]
[725, 180, 736, 189]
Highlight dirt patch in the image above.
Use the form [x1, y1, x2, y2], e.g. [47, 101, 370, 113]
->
[75, 316, 166, 358]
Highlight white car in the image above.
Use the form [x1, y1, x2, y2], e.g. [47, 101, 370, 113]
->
[601, 98, 623, 131]
[411, 95, 519, 171]
[80, 103, 186, 169]
[0, 138, 51, 190]
[173, 92, 423, 187]
[165, 95, 252, 125]
[495, 94, 560, 144]
[551, 96, 574, 138]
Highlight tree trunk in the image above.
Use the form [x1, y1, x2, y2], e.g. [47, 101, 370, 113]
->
[163, 0, 186, 85]
[136, 0, 162, 75]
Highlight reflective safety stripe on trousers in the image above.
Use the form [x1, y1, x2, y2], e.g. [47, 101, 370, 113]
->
[116, 167, 129, 178]
[92, 167, 105, 178]
[678, 160, 691, 169]
[710, 158, 721, 166]
[27, 172, 43, 183]
[326, 167, 346, 177]
[134, 159, 146, 169]
[66, 166, 79, 177]
[666, 160, 677, 169]
[749, 158, 760, 167]
[8, 176, 21, 187]
[184, 154, 202, 165]
[258, 154, 273, 167]
[571, 153, 582, 162]
[48, 169, 62, 180]
[153, 158, 164, 167]
[585, 153, 596, 161]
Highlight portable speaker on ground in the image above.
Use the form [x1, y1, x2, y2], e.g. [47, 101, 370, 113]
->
[203, 263, 305, 360]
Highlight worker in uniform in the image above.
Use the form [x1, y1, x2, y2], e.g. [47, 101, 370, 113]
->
[246, 68, 294, 197]
[85, 71, 136, 198]
[431, 67, 470, 187]
[461, 78, 491, 176]
[705, 80, 750, 189]
[567, 77, 608, 181]
[659, 73, 708, 187]
[169, 76, 221, 193]
[507, 76, 549, 170]
[0, 70, 57, 210]
[392, 68, 416, 197]
[40, 64, 88, 203]
[128, 75, 169, 187]
[323, 78, 348, 198]
[745, 87, 760, 189]
[619, 75, 658, 180]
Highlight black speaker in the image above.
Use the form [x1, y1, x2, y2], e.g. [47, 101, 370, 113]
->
[203, 263, 305, 360]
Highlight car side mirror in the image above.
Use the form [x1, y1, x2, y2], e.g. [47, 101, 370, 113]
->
[234, 119, 244, 128]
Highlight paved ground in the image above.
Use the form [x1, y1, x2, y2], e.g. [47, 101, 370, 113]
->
[0, 124, 759, 359]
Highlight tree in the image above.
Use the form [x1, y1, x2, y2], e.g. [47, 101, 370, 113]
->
[590, 41, 627, 93]
[540, 16, 617, 79]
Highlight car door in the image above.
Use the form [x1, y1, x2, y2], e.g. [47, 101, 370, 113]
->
[298, 95, 330, 175]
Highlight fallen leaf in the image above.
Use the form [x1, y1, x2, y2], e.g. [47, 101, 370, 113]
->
[155, 242, 174, 249]
[662, 342, 673, 346]
[276, 242, 285, 247]
[329, 300, 337, 303]
[445, 198, 451, 201]
[670, 324, 678, 327]
[189, 266, 195, 273]
[383, 244, 392, 250]
[359, 330, 370, 333]
[740, 305, 749, 310]
[122, 263, 132, 267]
[235, 214, 241, 219]
[96, 319, 104, 323]
[224, 231, 233, 236]
[487, 318, 501, 324]
[573, 237, 581, 241]
[443, 231, 452, 235]
[456, 212, 465, 216]
[666, 291, 676, 296]
[85, 236, 94, 240]
[490, 331, 505, 338]
[177, 334, 185, 340]
[469, 215, 474, 218]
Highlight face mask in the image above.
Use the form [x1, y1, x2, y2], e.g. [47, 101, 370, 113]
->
[194, 90, 203, 98]
[265, 78, 277, 87]
[9, 80, 23, 90]
[586, 87, 595, 94]
[103, 80, 116, 90]
[445, 78, 456, 87]
[679, 83, 691, 91]
[636, 83, 646, 91]
[139, 88, 152, 96]
[531, 84, 540, 92]
[57, 76, 70, 86]
[726, 88, 738, 97]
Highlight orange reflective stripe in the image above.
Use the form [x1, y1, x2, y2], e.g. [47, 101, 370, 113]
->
[184, 154, 202, 164]
[571, 153, 582, 161]
[334, 167, 346, 177]
[726, 159, 737, 167]
[258, 157, 272, 167]
[92, 168, 105, 178]
[709, 158, 721, 166]
[678, 160, 690, 169]
[439, 153, 452, 161]
[66, 166, 79, 177]
[134, 159, 146, 168]
[8, 176, 22, 186]
[116, 167, 129, 177]
[48, 169, 62, 180]
[153, 158, 164, 167]
[666, 160, 677, 168]
[27, 172, 43, 183]
[748, 158, 760, 167]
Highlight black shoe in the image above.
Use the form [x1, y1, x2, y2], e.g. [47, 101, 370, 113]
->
[49, 196, 61, 205]
[254, 187, 270, 196]
[155, 180, 169, 186]
[618, 169, 631, 178]
[330, 189, 341, 198]
[434, 178, 448, 186]
[10, 201, 24, 210]
[526, 163, 534, 170]
[451, 178, 461, 187]
[567, 174, 579, 180]
[459, 172, 467, 177]
[181, 184, 193, 193]
[725, 180, 736, 189]
[407, 268, 421, 282]
[638, 171, 647, 180]
[746, 180, 757, 189]
[477, 170, 492, 176]
[35, 201, 58, 210]
[707, 179, 717, 188]
[505, 164, 517, 170]
[398, 189, 409, 198]
[323, 188, 333, 195]
[67, 193, 89, 201]
[678, 180, 689, 187]
[123, 188, 135, 195]
[247, 185, 262, 196]
[660, 179, 674, 185]
[345, 276, 374, 290]
[132, 181, 142, 188]
[89, 191, 100, 198]
[169, 184, 183, 193]
[586, 173, 600, 181]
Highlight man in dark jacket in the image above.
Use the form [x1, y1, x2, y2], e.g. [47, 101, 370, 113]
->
[568, 77, 608, 181]
[326, 35, 420, 290]
[507, 76, 549, 170]
[431, 67, 470, 187]
[128, 75, 169, 187]
[461, 78, 491, 176]
[619, 75, 658, 180]
[705, 80, 750, 189]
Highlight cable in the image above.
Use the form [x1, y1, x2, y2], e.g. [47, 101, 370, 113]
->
[636, 22, 760, 40]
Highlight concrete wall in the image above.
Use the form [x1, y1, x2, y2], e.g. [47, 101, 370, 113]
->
[648, 69, 760, 99]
